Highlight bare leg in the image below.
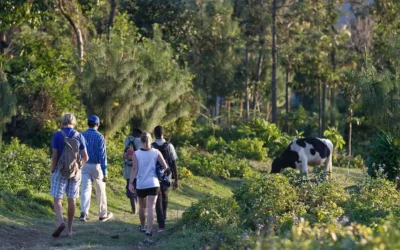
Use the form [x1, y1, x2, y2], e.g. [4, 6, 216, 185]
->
[138, 197, 146, 227]
[52, 198, 66, 237]
[67, 198, 75, 236]
[146, 195, 157, 233]
[54, 198, 64, 224]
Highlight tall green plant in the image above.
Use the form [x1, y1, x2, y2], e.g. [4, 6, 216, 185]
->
[366, 132, 400, 180]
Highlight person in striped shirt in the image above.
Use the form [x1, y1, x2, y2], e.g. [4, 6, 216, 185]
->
[79, 115, 113, 222]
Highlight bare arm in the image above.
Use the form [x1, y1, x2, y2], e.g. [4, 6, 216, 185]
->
[51, 149, 58, 173]
[128, 153, 138, 192]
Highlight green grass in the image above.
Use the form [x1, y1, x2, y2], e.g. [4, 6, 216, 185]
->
[0, 163, 365, 250]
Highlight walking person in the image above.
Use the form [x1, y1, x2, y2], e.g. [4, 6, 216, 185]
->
[128, 132, 169, 236]
[50, 113, 88, 237]
[123, 128, 142, 214]
[152, 125, 179, 232]
[79, 115, 113, 222]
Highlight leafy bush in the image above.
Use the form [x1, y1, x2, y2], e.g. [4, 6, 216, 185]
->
[180, 195, 249, 249]
[366, 132, 400, 180]
[335, 153, 365, 169]
[259, 219, 400, 249]
[323, 126, 346, 151]
[345, 176, 400, 225]
[179, 147, 253, 178]
[0, 139, 50, 192]
[206, 136, 229, 152]
[298, 181, 349, 223]
[182, 195, 240, 229]
[237, 118, 292, 157]
[234, 174, 298, 228]
[206, 136, 268, 161]
[177, 167, 194, 180]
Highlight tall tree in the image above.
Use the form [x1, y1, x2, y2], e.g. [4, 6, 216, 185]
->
[57, 0, 85, 71]
[82, 17, 193, 137]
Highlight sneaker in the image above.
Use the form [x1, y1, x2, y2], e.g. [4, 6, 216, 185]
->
[138, 226, 146, 233]
[99, 212, 113, 222]
[157, 228, 165, 233]
[79, 212, 87, 221]
[145, 231, 153, 236]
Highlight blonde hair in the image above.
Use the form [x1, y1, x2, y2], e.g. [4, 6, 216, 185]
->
[140, 132, 152, 149]
[61, 113, 77, 126]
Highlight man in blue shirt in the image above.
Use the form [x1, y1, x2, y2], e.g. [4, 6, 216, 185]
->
[50, 113, 88, 237]
[79, 115, 113, 222]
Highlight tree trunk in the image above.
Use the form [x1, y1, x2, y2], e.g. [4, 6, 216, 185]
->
[322, 81, 327, 136]
[266, 101, 271, 121]
[348, 107, 353, 157]
[285, 62, 290, 133]
[245, 41, 250, 119]
[107, 0, 117, 40]
[57, 0, 84, 72]
[227, 100, 231, 125]
[239, 97, 243, 118]
[0, 32, 6, 54]
[319, 82, 322, 137]
[215, 96, 220, 125]
[271, 0, 278, 124]
[330, 49, 336, 126]
[253, 48, 264, 118]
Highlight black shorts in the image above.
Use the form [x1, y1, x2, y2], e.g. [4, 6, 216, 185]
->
[136, 187, 160, 198]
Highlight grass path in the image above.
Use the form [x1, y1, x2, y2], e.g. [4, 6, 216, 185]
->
[0, 163, 364, 249]
[0, 176, 238, 250]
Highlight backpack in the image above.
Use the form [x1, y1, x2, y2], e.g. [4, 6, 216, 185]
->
[57, 130, 82, 179]
[152, 142, 172, 187]
[124, 136, 137, 153]
[123, 136, 137, 170]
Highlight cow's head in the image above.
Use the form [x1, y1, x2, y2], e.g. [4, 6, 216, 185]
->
[271, 150, 299, 174]
[271, 157, 283, 173]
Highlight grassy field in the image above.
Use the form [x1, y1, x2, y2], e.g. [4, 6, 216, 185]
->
[0, 164, 364, 250]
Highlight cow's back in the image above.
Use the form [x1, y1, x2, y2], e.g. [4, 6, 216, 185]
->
[290, 138, 331, 166]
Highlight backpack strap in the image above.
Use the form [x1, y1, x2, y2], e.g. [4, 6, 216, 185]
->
[125, 136, 136, 152]
[60, 130, 68, 139]
[72, 131, 79, 138]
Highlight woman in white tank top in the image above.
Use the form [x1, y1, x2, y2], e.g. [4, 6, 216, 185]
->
[128, 132, 168, 236]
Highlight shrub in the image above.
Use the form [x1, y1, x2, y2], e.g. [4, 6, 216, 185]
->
[233, 174, 298, 228]
[345, 176, 400, 225]
[323, 126, 346, 151]
[259, 219, 400, 249]
[334, 153, 365, 169]
[177, 167, 194, 180]
[0, 139, 50, 192]
[298, 181, 349, 223]
[206, 136, 268, 161]
[182, 195, 240, 229]
[366, 132, 400, 180]
[229, 138, 268, 161]
[238, 118, 292, 158]
[179, 147, 253, 178]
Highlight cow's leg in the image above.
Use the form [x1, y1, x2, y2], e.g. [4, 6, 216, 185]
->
[324, 155, 333, 180]
[300, 158, 309, 180]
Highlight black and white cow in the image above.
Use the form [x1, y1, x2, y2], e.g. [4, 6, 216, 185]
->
[270, 138, 334, 180]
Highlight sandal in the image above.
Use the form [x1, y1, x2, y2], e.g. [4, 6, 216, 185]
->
[52, 222, 66, 238]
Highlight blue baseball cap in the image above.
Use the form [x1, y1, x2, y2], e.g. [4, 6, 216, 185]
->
[88, 115, 100, 124]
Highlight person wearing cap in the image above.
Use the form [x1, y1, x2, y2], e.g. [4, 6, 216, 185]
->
[79, 115, 113, 222]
